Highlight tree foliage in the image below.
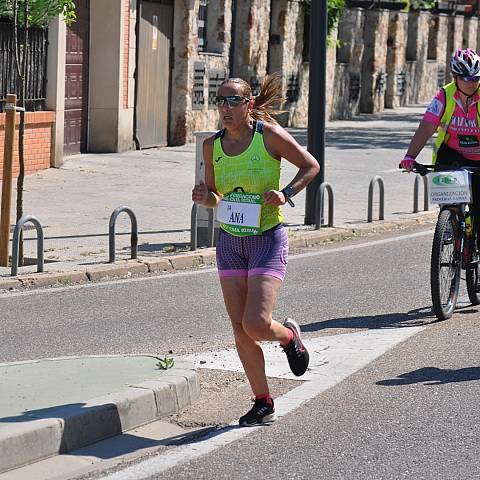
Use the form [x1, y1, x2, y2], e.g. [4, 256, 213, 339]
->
[327, 0, 346, 39]
[401, 0, 437, 10]
[0, 0, 76, 27]
[303, 0, 346, 41]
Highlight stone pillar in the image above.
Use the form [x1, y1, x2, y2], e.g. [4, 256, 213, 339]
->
[476, 17, 480, 52]
[385, 11, 407, 109]
[446, 15, 465, 83]
[268, 0, 301, 125]
[427, 14, 449, 93]
[332, 8, 365, 119]
[231, 0, 270, 83]
[45, 16, 66, 167]
[418, 12, 436, 103]
[170, 1, 196, 145]
[405, 11, 430, 105]
[360, 9, 389, 114]
[324, 27, 337, 120]
[463, 15, 478, 49]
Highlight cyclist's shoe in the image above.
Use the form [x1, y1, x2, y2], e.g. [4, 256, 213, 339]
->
[239, 398, 275, 426]
[282, 318, 309, 376]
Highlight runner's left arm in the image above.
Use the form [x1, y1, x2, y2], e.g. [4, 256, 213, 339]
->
[263, 124, 320, 206]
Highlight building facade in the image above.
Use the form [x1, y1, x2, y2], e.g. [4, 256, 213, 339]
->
[2, 1, 480, 179]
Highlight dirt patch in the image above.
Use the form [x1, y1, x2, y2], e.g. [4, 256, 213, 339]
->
[167, 368, 301, 428]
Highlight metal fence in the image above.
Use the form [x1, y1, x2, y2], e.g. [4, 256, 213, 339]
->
[0, 21, 48, 112]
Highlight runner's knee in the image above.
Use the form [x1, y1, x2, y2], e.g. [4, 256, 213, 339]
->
[242, 313, 272, 341]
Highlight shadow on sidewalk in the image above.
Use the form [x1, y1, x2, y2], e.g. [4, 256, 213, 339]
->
[302, 307, 437, 332]
[290, 129, 414, 150]
[22, 229, 190, 242]
[376, 366, 480, 386]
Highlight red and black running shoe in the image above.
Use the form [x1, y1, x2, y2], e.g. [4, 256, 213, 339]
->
[239, 398, 276, 426]
[282, 318, 309, 376]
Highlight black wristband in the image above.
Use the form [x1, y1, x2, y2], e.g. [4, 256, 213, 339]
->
[281, 187, 295, 207]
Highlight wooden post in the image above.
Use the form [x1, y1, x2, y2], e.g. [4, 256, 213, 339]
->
[0, 94, 17, 267]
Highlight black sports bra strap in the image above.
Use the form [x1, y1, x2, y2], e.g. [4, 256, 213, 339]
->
[215, 129, 225, 139]
[255, 120, 264, 134]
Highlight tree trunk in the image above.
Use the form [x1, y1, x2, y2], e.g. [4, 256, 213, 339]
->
[13, 0, 29, 266]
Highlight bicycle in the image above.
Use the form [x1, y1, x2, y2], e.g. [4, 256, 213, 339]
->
[408, 162, 480, 320]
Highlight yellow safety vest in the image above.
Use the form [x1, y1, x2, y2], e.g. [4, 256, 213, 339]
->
[433, 82, 480, 164]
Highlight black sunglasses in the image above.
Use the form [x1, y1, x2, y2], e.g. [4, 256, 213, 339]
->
[215, 95, 250, 107]
[459, 75, 480, 82]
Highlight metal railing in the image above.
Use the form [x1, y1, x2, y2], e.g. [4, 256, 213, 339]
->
[109, 206, 138, 263]
[413, 174, 429, 213]
[11, 214, 44, 276]
[315, 182, 334, 229]
[367, 175, 385, 222]
[0, 22, 48, 112]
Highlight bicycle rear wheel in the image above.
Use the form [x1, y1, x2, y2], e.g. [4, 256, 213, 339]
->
[431, 208, 461, 320]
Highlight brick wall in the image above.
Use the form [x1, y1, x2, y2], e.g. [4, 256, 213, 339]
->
[0, 111, 55, 180]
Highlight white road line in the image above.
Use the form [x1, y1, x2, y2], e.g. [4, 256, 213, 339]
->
[98, 327, 424, 480]
[0, 229, 433, 298]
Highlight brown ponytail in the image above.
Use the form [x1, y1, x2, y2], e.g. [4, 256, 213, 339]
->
[220, 72, 284, 125]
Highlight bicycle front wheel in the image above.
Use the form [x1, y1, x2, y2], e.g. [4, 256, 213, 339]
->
[466, 233, 480, 305]
[431, 208, 461, 320]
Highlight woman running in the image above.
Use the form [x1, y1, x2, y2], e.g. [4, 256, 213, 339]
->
[192, 73, 320, 426]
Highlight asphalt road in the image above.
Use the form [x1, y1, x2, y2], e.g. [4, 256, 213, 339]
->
[1, 227, 434, 363]
[2, 226, 480, 479]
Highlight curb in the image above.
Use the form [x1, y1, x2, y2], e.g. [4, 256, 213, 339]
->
[0, 212, 437, 292]
[0, 358, 199, 474]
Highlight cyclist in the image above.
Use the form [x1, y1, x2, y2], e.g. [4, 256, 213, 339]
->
[400, 48, 480, 217]
[191, 73, 319, 426]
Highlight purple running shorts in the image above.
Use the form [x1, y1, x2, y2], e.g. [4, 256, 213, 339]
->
[216, 224, 288, 281]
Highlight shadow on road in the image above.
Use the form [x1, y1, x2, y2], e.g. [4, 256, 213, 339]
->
[302, 306, 437, 332]
[68, 425, 222, 460]
[376, 366, 480, 386]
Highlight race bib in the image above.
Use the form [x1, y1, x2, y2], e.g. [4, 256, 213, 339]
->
[217, 192, 262, 236]
[429, 170, 472, 204]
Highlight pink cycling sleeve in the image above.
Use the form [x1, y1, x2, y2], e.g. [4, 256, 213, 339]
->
[422, 89, 445, 127]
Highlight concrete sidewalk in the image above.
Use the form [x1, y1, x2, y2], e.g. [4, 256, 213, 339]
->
[0, 104, 435, 288]
[0, 355, 199, 474]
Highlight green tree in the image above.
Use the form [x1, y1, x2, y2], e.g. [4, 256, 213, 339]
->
[327, 0, 345, 40]
[0, 0, 75, 264]
[303, 0, 346, 43]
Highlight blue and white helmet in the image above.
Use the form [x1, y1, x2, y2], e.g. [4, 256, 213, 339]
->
[451, 48, 480, 77]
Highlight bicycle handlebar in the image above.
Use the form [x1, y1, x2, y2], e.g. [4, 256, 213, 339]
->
[399, 161, 480, 176]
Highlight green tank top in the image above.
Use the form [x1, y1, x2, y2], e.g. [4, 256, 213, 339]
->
[213, 121, 283, 235]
